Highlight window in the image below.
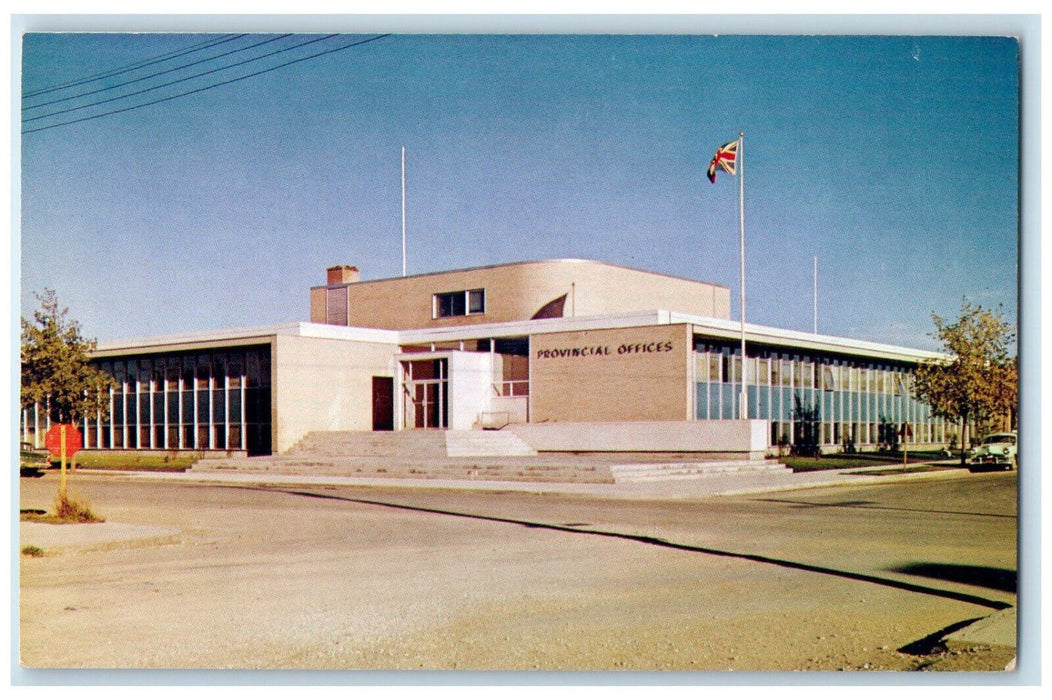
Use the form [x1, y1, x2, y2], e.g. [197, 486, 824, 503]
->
[822, 365, 837, 391]
[434, 289, 485, 318]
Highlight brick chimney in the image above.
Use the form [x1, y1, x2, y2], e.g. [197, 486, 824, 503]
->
[327, 265, 360, 285]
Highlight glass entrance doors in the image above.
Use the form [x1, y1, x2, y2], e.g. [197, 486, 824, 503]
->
[402, 358, 449, 429]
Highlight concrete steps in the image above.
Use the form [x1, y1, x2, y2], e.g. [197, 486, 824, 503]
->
[189, 429, 786, 484]
[191, 453, 610, 483]
[609, 459, 790, 483]
[285, 431, 448, 459]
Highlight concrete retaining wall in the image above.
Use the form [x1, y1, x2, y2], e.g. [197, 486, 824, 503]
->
[507, 419, 768, 459]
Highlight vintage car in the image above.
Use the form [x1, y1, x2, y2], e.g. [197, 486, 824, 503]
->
[969, 432, 1017, 470]
[19, 441, 50, 470]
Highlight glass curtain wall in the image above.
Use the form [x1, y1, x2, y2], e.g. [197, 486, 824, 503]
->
[693, 340, 947, 450]
[20, 345, 273, 455]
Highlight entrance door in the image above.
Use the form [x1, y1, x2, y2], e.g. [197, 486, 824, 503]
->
[401, 358, 449, 429]
[372, 376, 394, 431]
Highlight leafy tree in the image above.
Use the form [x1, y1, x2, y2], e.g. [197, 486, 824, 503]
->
[790, 392, 821, 457]
[21, 289, 115, 424]
[913, 301, 1017, 463]
[877, 413, 900, 452]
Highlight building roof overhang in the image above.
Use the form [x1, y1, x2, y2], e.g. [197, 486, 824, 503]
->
[92, 322, 400, 356]
[399, 311, 945, 364]
[92, 313, 944, 365]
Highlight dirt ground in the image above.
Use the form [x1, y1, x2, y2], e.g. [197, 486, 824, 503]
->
[18, 472, 1017, 674]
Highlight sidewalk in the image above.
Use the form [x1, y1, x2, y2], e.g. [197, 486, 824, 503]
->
[943, 606, 1017, 653]
[78, 460, 976, 500]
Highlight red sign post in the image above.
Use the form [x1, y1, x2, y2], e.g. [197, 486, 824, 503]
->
[44, 424, 81, 498]
[45, 423, 82, 459]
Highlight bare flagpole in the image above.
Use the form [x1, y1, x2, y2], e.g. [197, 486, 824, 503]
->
[738, 132, 747, 420]
[401, 146, 407, 277]
[813, 256, 818, 334]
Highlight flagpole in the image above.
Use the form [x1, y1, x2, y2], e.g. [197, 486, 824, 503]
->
[813, 256, 818, 334]
[738, 132, 747, 421]
[401, 146, 407, 277]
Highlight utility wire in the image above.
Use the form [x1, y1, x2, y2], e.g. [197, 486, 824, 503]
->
[22, 34, 391, 135]
[24, 34, 291, 112]
[23, 34, 245, 99]
[24, 34, 335, 124]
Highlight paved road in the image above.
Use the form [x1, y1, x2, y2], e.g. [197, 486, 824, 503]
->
[18, 470, 1017, 672]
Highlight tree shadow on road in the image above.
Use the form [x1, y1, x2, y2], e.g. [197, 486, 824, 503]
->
[751, 496, 1016, 520]
[897, 617, 985, 655]
[249, 485, 1014, 613]
[890, 563, 1017, 593]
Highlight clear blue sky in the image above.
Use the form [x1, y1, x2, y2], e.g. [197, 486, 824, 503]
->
[18, 29, 1020, 352]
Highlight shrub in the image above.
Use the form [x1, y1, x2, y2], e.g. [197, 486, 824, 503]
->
[877, 414, 900, 452]
[53, 492, 105, 523]
[790, 393, 821, 458]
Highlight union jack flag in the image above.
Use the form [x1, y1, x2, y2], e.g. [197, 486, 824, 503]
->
[707, 139, 739, 183]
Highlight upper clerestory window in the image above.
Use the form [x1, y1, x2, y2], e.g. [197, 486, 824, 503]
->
[434, 289, 485, 318]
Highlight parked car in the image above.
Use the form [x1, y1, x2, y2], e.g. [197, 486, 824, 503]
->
[19, 441, 50, 468]
[969, 432, 1017, 470]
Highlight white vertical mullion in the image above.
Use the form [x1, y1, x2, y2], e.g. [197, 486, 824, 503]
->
[162, 371, 168, 450]
[120, 385, 127, 449]
[134, 377, 140, 448]
[193, 369, 199, 451]
[223, 373, 230, 451]
[208, 371, 215, 450]
[148, 374, 154, 449]
[241, 372, 247, 451]
[178, 372, 184, 450]
[438, 360, 445, 430]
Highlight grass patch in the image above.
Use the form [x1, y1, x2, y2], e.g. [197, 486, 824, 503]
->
[20, 508, 57, 523]
[20, 494, 105, 524]
[845, 465, 959, 476]
[783, 451, 958, 473]
[21, 545, 45, 557]
[54, 492, 105, 523]
[52, 451, 197, 472]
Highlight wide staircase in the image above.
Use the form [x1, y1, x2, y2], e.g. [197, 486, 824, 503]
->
[190, 429, 789, 483]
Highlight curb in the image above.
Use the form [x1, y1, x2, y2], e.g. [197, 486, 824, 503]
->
[45, 462, 983, 501]
[714, 466, 975, 497]
[943, 607, 1017, 651]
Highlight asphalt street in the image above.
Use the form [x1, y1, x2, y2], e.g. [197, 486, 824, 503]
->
[18, 469, 1017, 673]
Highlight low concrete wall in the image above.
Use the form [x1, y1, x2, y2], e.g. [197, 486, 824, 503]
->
[485, 396, 529, 426]
[508, 420, 768, 459]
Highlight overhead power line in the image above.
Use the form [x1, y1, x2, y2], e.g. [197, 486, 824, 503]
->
[24, 34, 334, 125]
[22, 33, 391, 135]
[23, 34, 290, 113]
[23, 34, 245, 99]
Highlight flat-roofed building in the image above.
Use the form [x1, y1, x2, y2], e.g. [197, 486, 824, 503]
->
[21, 260, 948, 458]
[310, 259, 731, 329]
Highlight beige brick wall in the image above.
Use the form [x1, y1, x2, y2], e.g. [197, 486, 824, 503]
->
[310, 260, 730, 329]
[529, 324, 691, 423]
[308, 288, 326, 324]
[272, 335, 397, 452]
